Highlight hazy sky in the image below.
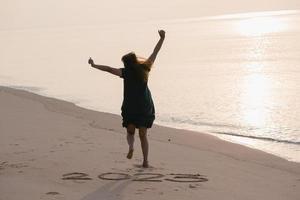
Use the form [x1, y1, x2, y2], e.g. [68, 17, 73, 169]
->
[1, 0, 300, 29]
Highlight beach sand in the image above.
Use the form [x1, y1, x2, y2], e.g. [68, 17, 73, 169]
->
[0, 86, 299, 200]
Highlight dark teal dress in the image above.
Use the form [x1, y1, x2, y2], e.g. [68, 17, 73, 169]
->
[120, 67, 155, 128]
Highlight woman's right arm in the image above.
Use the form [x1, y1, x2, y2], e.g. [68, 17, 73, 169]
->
[147, 30, 165, 64]
[88, 57, 122, 77]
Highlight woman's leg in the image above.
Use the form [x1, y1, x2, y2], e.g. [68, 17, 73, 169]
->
[138, 127, 149, 167]
[126, 124, 135, 159]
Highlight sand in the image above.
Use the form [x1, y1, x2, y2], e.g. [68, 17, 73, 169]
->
[0, 86, 299, 200]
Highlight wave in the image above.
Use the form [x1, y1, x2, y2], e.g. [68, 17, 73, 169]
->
[213, 131, 300, 145]
[153, 9, 300, 25]
[165, 116, 245, 130]
[161, 116, 300, 145]
[6, 85, 43, 92]
[206, 10, 300, 20]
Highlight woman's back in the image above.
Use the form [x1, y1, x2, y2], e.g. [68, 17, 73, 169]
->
[121, 67, 154, 116]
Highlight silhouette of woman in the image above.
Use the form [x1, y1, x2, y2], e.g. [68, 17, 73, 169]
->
[88, 30, 165, 167]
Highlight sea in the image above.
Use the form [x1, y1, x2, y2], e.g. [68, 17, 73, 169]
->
[1, 8, 299, 162]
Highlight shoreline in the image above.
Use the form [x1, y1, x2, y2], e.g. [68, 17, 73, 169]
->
[2, 84, 299, 163]
[1, 86, 299, 199]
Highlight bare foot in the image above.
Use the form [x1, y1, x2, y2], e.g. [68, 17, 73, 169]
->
[142, 161, 149, 168]
[127, 149, 133, 159]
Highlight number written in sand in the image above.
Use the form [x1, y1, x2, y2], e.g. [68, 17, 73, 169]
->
[62, 172, 208, 183]
[132, 173, 164, 182]
[98, 172, 131, 180]
[165, 173, 208, 183]
[62, 172, 92, 180]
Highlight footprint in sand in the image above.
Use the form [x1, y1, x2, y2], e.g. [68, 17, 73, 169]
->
[133, 164, 155, 170]
[86, 142, 94, 145]
[13, 151, 27, 155]
[189, 184, 200, 189]
[9, 143, 19, 146]
[135, 187, 156, 194]
[46, 191, 60, 195]
[9, 163, 28, 169]
[109, 151, 120, 155]
[115, 160, 125, 164]
[0, 162, 28, 171]
[0, 162, 8, 170]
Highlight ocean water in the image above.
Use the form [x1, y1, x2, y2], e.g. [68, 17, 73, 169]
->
[1, 9, 299, 162]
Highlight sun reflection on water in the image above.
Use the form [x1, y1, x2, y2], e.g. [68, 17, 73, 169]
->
[235, 13, 281, 127]
[236, 15, 288, 36]
[240, 71, 272, 127]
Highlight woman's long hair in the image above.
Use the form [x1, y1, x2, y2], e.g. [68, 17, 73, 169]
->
[121, 52, 153, 82]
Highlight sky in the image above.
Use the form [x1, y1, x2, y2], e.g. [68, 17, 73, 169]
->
[1, 0, 300, 30]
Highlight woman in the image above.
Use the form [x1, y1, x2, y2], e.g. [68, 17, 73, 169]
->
[88, 30, 165, 167]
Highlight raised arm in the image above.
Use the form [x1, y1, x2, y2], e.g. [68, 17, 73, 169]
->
[147, 30, 165, 64]
[88, 57, 122, 77]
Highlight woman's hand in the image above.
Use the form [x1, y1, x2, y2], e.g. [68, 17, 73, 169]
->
[158, 30, 165, 39]
[88, 57, 94, 67]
